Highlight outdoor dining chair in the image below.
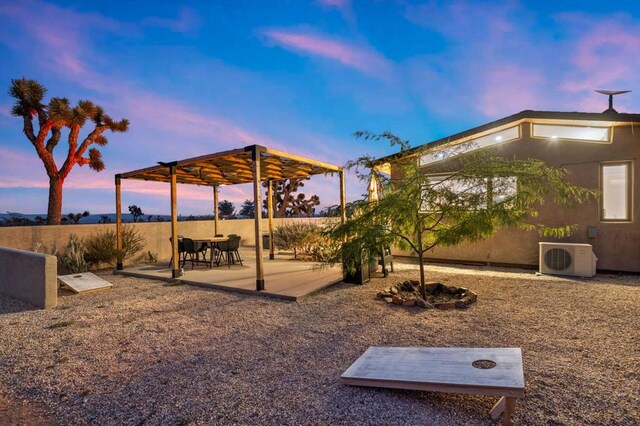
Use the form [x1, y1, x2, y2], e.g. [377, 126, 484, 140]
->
[182, 238, 210, 269]
[215, 235, 242, 268]
[168, 235, 186, 267]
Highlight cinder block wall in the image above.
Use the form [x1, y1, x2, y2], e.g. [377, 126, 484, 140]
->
[0, 247, 57, 309]
[0, 217, 337, 265]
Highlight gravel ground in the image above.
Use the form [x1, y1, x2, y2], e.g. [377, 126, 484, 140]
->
[0, 262, 638, 425]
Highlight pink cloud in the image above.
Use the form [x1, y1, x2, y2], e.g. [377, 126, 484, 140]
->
[263, 29, 394, 80]
[477, 66, 546, 117]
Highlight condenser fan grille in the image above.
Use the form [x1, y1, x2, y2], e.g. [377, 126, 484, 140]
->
[544, 248, 572, 271]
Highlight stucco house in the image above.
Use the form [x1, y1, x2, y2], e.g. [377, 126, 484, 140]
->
[374, 108, 640, 273]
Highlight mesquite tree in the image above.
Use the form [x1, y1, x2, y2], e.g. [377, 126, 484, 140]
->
[9, 78, 129, 224]
[331, 132, 596, 299]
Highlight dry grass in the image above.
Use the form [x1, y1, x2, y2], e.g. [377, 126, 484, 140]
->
[0, 262, 638, 425]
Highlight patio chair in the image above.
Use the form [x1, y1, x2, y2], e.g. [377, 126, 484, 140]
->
[182, 238, 210, 269]
[216, 236, 242, 268]
[168, 236, 186, 267]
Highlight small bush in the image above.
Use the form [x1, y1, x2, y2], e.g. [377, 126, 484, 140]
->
[60, 234, 88, 273]
[85, 225, 146, 267]
[273, 222, 339, 262]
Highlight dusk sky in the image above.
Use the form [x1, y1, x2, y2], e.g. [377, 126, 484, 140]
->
[1, 0, 639, 216]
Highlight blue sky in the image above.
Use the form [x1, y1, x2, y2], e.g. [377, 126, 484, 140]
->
[1, 0, 639, 215]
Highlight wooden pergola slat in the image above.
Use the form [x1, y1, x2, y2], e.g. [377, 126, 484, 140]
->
[115, 144, 345, 291]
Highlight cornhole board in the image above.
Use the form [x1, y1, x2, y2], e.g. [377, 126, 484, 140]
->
[341, 347, 525, 426]
[58, 272, 113, 293]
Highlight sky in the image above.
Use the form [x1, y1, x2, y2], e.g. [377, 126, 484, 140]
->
[0, 0, 639, 216]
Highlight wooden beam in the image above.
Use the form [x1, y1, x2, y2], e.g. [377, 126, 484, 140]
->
[213, 185, 219, 235]
[267, 179, 275, 260]
[339, 170, 347, 224]
[252, 147, 265, 291]
[262, 147, 343, 172]
[169, 165, 182, 278]
[115, 175, 123, 270]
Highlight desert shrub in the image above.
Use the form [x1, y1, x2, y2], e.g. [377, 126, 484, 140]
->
[85, 225, 146, 267]
[60, 234, 88, 273]
[144, 251, 158, 264]
[273, 222, 339, 262]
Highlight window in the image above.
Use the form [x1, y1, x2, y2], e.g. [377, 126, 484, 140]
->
[532, 124, 610, 143]
[419, 126, 520, 166]
[601, 163, 632, 221]
[421, 176, 517, 211]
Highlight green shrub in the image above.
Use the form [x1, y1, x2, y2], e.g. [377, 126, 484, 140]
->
[85, 225, 146, 267]
[273, 222, 339, 262]
[60, 234, 88, 273]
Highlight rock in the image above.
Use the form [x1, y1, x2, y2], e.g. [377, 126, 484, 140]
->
[383, 297, 393, 304]
[467, 291, 478, 303]
[455, 300, 470, 309]
[392, 296, 404, 305]
[435, 302, 455, 310]
[459, 287, 469, 294]
[410, 280, 420, 287]
[399, 281, 414, 292]
[415, 299, 433, 309]
[424, 282, 441, 294]
[390, 287, 399, 295]
[446, 285, 459, 295]
[403, 298, 416, 307]
[377, 291, 392, 299]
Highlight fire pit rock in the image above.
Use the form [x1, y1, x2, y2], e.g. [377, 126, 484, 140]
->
[377, 280, 477, 310]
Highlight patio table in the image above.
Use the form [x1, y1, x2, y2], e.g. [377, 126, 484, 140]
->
[193, 237, 229, 268]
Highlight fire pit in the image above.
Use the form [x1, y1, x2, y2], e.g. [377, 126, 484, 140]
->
[377, 280, 477, 309]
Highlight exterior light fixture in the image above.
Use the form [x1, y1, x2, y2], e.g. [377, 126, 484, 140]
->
[495, 135, 503, 141]
[551, 135, 558, 139]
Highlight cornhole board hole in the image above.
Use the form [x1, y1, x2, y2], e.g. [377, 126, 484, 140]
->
[341, 347, 525, 426]
[58, 272, 113, 293]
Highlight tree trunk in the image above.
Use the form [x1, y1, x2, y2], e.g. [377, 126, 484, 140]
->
[417, 228, 426, 300]
[47, 177, 64, 225]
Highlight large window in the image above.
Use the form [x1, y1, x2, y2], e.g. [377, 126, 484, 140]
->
[421, 176, 517, 211]
[419, 126, 520, 166]
[532, 124, 610, 143]
[601, 162, 632, 221]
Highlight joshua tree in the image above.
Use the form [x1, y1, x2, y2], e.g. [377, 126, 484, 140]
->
[263, 177, 320, 217]
[128, 205, 144, 222]
[67, 210, 90, 224]
[99, 215, 112, 224]
[9, 78, 129, 225]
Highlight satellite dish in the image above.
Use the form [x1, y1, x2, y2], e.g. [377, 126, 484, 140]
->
[595, 90, 631, 113]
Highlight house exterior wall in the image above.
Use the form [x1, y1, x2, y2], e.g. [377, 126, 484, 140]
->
[391, 122, 640, 272]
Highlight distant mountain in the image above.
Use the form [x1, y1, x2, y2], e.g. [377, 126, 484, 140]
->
[0, 213, 172, 224]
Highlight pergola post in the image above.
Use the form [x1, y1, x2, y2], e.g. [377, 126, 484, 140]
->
[115, 174, 123, 270]
[169, 164, 182, 278]
[339, 170, 347, 224]
[252, 147, 265, 291]
[213, 185, 219, 235]
[267, 179, 275, 260]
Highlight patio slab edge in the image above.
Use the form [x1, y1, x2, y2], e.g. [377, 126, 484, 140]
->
[113, 269, 342, 301]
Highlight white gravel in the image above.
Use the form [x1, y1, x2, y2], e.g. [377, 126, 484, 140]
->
[0, 261, 638, 425]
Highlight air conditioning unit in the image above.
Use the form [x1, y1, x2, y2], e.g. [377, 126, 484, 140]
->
[539, 243, 597, 277]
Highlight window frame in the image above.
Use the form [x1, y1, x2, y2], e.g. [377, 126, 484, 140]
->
[531, 123, 612, 144]
[600, 161, 633, 222]
[419, 125, 521, 167]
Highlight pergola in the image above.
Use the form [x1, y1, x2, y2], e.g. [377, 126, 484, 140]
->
[115, 144, 346, 291]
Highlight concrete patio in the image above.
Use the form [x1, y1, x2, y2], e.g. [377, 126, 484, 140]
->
[116, 251, 343, 300]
